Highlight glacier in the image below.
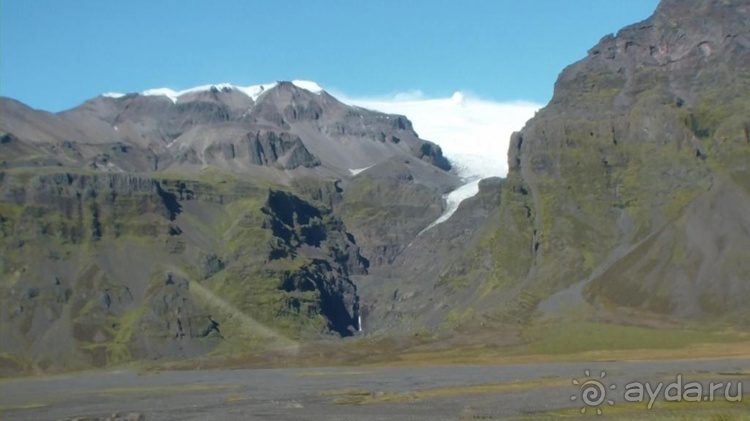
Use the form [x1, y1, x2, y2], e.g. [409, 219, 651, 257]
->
[342, 91, 540, 230]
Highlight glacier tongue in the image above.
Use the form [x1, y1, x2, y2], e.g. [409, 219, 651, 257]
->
[418, 178, 482, 235]
[342, 92, 539, 230]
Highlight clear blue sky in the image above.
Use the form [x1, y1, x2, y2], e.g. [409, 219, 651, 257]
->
[1, 0, 658, 112]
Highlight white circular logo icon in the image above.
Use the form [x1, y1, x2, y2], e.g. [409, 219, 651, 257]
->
[571, 369, 616, 415]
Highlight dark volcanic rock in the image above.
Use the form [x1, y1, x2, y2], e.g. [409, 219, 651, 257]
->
[262, 189, 367, 335]
[418, 142, 451, 171]
[248, 130, 320, 169]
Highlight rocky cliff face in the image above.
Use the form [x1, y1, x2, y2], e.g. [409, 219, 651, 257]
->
[506, 0, 750, 323]
[0, 170, 371, 373]
[354, 0, 750, 335]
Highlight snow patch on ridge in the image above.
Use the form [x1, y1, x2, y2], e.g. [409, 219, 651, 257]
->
[234, 83, 278, 100]
[291, 80, 324, 94]
[141, 83, 255, 103]
[141, 87, 182, 103]
[100, 80, 323, 104]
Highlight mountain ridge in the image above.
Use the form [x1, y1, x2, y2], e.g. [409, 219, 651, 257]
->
[0, 80, 456, 178]
[100, 79, 322, 104]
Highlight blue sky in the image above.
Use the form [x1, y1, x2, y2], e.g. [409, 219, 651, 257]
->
[2, 0, 658, 112]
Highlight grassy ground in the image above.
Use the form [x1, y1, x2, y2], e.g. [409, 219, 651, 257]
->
[357, 322, 750, 369]
[4, 320, 748, 378]
[147, 320, 750, 374]
[372, 341, 750, 369]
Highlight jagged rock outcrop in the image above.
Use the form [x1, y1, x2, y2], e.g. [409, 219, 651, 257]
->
[262, 189, 367, 335]
[247, 131, 320, 169]
[190, 128, 322, 170]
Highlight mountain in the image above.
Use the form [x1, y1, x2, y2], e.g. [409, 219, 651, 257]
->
[2, 0, 749, 376]
[0, 80, 462, 374]
[373, 0, 750, 333]
[1, 80, 453, 174]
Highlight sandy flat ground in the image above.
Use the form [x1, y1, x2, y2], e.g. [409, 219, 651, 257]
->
[1, 359, 748, 420]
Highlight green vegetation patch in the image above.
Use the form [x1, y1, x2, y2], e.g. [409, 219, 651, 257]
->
[522, 321, 741, 356]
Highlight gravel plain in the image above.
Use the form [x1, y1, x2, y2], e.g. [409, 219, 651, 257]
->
[1, 359, 748, 420]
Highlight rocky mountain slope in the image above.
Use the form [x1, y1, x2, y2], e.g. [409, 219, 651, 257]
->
[370, 0, 750, 334]
[1, 81, 452, 175]
[0, 81, 461, 374]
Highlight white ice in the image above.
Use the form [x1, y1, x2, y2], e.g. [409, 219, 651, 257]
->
[417, 178, 482, 235]
[349, 166, 372, 176]
[290, 80, 324, 94]
[342, 91, 540, 230]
